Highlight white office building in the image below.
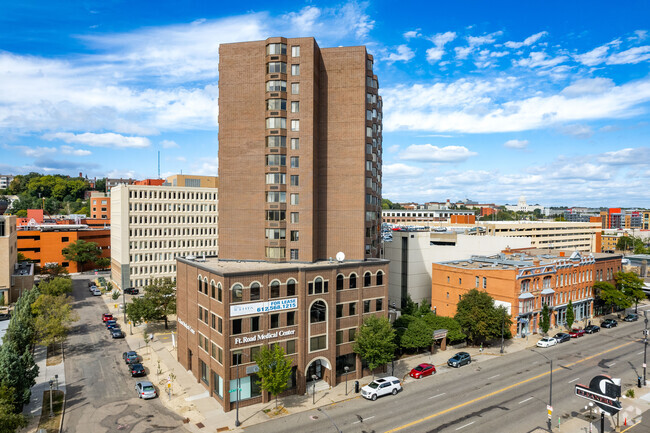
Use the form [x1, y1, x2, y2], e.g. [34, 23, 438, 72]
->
[111, 183, 218, 289]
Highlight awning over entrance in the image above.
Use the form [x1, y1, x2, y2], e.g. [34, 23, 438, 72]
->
[540, 288, 555, 295]
[518, 292, 534, 300]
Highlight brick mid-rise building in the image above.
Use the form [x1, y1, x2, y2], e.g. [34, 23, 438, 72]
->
[177, 37, 388, 412]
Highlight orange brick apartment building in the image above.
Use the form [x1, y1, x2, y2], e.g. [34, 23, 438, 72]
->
[432, 248, 622, 336]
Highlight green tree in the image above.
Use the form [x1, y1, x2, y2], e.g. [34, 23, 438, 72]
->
[3, 288, 40, 353]
[95, 178, 107, 192]
[15, 253, 27, 262]
[62, 239, 103, 271]
[353, 316, 396, 377]
[31, 294, 79, 348]
[400, 318, 433, 352]
[0, 384, 27, 432]
[540, 304, 550, 334]
[421, 314, 466, 343]
[40, 263, 70, 280]
[454, 289, 511, 344]
[143, 277, 177, 329]
[598, 281, 632, 313]
[0, 344, 39, 409]
[94, 257, 110, 269]
[616, 236, 635, 251]
[381, 199, 403, 210]
[566, 300, 574, 329]
[126, 297, 158, 326]
[37, 277, 72, 296]
[253, 344, 293, 408]
[616, 271, 646, 313]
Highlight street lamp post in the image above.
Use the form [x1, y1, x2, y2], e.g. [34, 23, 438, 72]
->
[234, 351, 249, 428]
[344, 366, 350, 396]
[644, 311, 648, 386]
[317, 407, 342, 433]
[312, 374, 318, 404]
[532, 350, 553, 432]
[48, 379, 54, 418]
[500, 308, 505, 354]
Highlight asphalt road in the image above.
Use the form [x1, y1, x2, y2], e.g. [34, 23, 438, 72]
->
[62, 276, 188, 433]
[244, 317, 648, 433]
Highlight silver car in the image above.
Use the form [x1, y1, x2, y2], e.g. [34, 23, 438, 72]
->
[135, 381, 157, 399]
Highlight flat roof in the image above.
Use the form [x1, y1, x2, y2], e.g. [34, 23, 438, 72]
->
[437, 249, 616, 270]
[177, 257, 389, 277]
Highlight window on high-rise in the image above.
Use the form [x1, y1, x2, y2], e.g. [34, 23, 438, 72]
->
[290, 156, 299, 168]
[290, 212, 299, 223]
[267, 43, 286, 55]
[267, 62, 286, 74]
[290, 175, 299, 186]
[291, 64, 300, 75]
[265, 229, 286, 240]
[291, 119, 300, 131]
[291, 101, 300, 113]
[290, 231, 299, 241]
[291, 83, 299, 94]
[266, 136, 286, 148]
[266, 99, 287, 111]
[290, 249, 299, 260]
[266, 80, 286, 92]
[291, 45, 300, 57]
[265, 247, 286, 259]
[266, 173, 286, 184]
[266, 154, 286, 166]
[290, 193, 299, 205]
[291, 138, 299, 149]
[266, 191, 286, 203]
[266, 117, 286, 129]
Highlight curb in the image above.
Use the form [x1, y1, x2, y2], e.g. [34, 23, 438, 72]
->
[58, 390, 66, 433]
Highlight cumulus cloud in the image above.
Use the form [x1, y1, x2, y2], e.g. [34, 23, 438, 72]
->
[403, 30, 421, 40]
[44, 132, 151, 148]
[574, 45, 610, 66]
[426, 31, 456, 63]
[606, 46, 650, 64]
[559, 124, 593, 139]
[504, 31, 548, 49]
[516, 51, 568, 68]
[597, 147, 650, 165]
[384, 45, 415, 63]
[504, 139, 529, 149]
[400, 144, 477, 162]
[160, 139, 179, 148]
[61, 145, 92, 156]
[382, 163, 424, 177]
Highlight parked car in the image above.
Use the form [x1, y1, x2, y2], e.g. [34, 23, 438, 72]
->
[584, 325, 600, 334]
[569, 329, 586, 338]
[102, 313, 113, 322]
[123, 351, 139, 364]
[91, 288, 102, 296]
[361, 376, 402, 401]
[89, 285, 97, 292]
[111, 329, 125, 338]
[409, 363, 436, 379]
[129, 363, 146, 377]
[601, 319, 618, 328]
[105, 320, 117, 328]
[124, 287, 139, 295]
[447, 352, 472, 368]
[107, 323, 120, 331]
[554, 332, 571, 343]
[623, 314, 639, 322]
[135, 381, 157, 399]
[536, 337, 558, 348]
[0, 313, 11, 321]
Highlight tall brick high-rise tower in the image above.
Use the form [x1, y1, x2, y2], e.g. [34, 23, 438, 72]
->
[218, 37, 382, 262]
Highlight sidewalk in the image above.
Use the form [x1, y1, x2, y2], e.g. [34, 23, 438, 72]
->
[22, 344, 67, 431]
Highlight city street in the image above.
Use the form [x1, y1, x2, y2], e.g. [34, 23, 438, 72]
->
[62, 276, 188, 433]
[245, 318, 648, 433]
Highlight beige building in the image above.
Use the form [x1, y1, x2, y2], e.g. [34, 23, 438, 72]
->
[218, 37, 382, 263]
[110, 183, 219, 289]
[0, 216, 33, 304]
[166, 175, 219, 189]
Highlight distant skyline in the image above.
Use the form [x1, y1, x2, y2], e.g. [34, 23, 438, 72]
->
[1, 1, 649, 207]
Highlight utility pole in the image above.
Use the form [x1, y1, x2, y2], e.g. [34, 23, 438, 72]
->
[500, 308, 505, 354]
[644, 311, 648, 386]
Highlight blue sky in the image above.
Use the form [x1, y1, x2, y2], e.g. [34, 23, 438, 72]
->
[1, 1, 649, 207]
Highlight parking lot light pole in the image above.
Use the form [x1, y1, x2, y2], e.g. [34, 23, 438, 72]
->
[48, 379, 54, 417]
[312, 374, 318, 404]
[344, 366, 350, 395]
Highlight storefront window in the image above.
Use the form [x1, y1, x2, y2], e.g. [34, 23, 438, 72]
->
[229, 373, 262, 402]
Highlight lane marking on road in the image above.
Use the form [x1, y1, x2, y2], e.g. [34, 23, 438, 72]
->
[352, 416, 375, 424]
[518, 397, 533, 404]
[455, 421, 475, 430]
[428, 393, 446, 400]
[487, 374, 500, 379]
[568, 378, 580, 383]
[609, 362, 617, 367]
[637, 351, 644, 355]
[385, 340, 636, 433]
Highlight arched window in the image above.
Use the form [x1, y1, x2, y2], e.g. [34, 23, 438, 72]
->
[203, 277, 208, 295]
[286, 279, 296, 297]
[349, 273, 357, 289]
[270, 281, 281, 298]
[314, 277, 323, 294]
[310, 301, 327, 323]
[217, 283, 223, 302]
[210, 280, 216, 298]
[197, 275, 203, 292]
[376, 271, 383, 286]
[250, 282, 261, 301]
[336, 274, 344, 291]
[232, 284, 243, 303]
[364, 272, 372, 287]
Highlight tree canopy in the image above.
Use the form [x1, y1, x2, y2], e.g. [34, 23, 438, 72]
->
[37, 277, 72, 296]
[31, 294, 78, 347]
[253, 344, 293, 408]
[353, 316, 396, 375]
[616, 271, 647, 311]
[62, 239, 104, 270]
[454, 289, 512, 344]
[566, 300, 574, 329]
[4, 173, 91, 215]
[597, 281, 632, 312]
[126, 277, 177, 329]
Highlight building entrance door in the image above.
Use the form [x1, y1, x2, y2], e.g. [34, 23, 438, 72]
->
[307, 360, 323, 381]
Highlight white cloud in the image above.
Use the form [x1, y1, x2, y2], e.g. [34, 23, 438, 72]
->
[575, 45, 610, 66]
[425, 31, 456, 63]
[606, 46, 650, 64]
[597, 147, 650, 165]
[60, 145, 92, 156]
[504, 139, 529, 149]
[387, 144, 400, 153]
[561, 78, 615, 97]
[559, 124, 593, 139]
[453, 32, 502, 60]
[384, 45, 415, 63]
[454, 46, 473, 60]
[44, 132, 151, 148]
[11, 145, 57, 158]
[400, 144, 477, 162]
[382, 76, 650, 134]
[504, 31, 548, 49]
[403, 30, 421, 40]
[160, 139, 179, 148]
[189, 155, 219, 176]
[516, 51, 568, 68]
[383, 163, 424, 177]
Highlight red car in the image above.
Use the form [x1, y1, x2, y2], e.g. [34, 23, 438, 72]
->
[102, 313, 114, 322]
[409, 363, 437, 379]
[569, 329, 586, 338]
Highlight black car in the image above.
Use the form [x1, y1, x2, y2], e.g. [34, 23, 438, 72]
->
[0, 313, 11, 321]
[129, 363, 146, 377]
[123, 351, 139, 364]
[111, 329, 125, 338]
[584, 325, 600, 334]
[554, 332, 571, 343]
[601, 319, 617, 328]
[623, 314, 639, 322]
[124, 287, 139, 295]
[447, 352, 471, 368]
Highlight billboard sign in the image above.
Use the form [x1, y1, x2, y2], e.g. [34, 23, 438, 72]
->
[230, 298, 298, 317]
[574, 374, 622, 415]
